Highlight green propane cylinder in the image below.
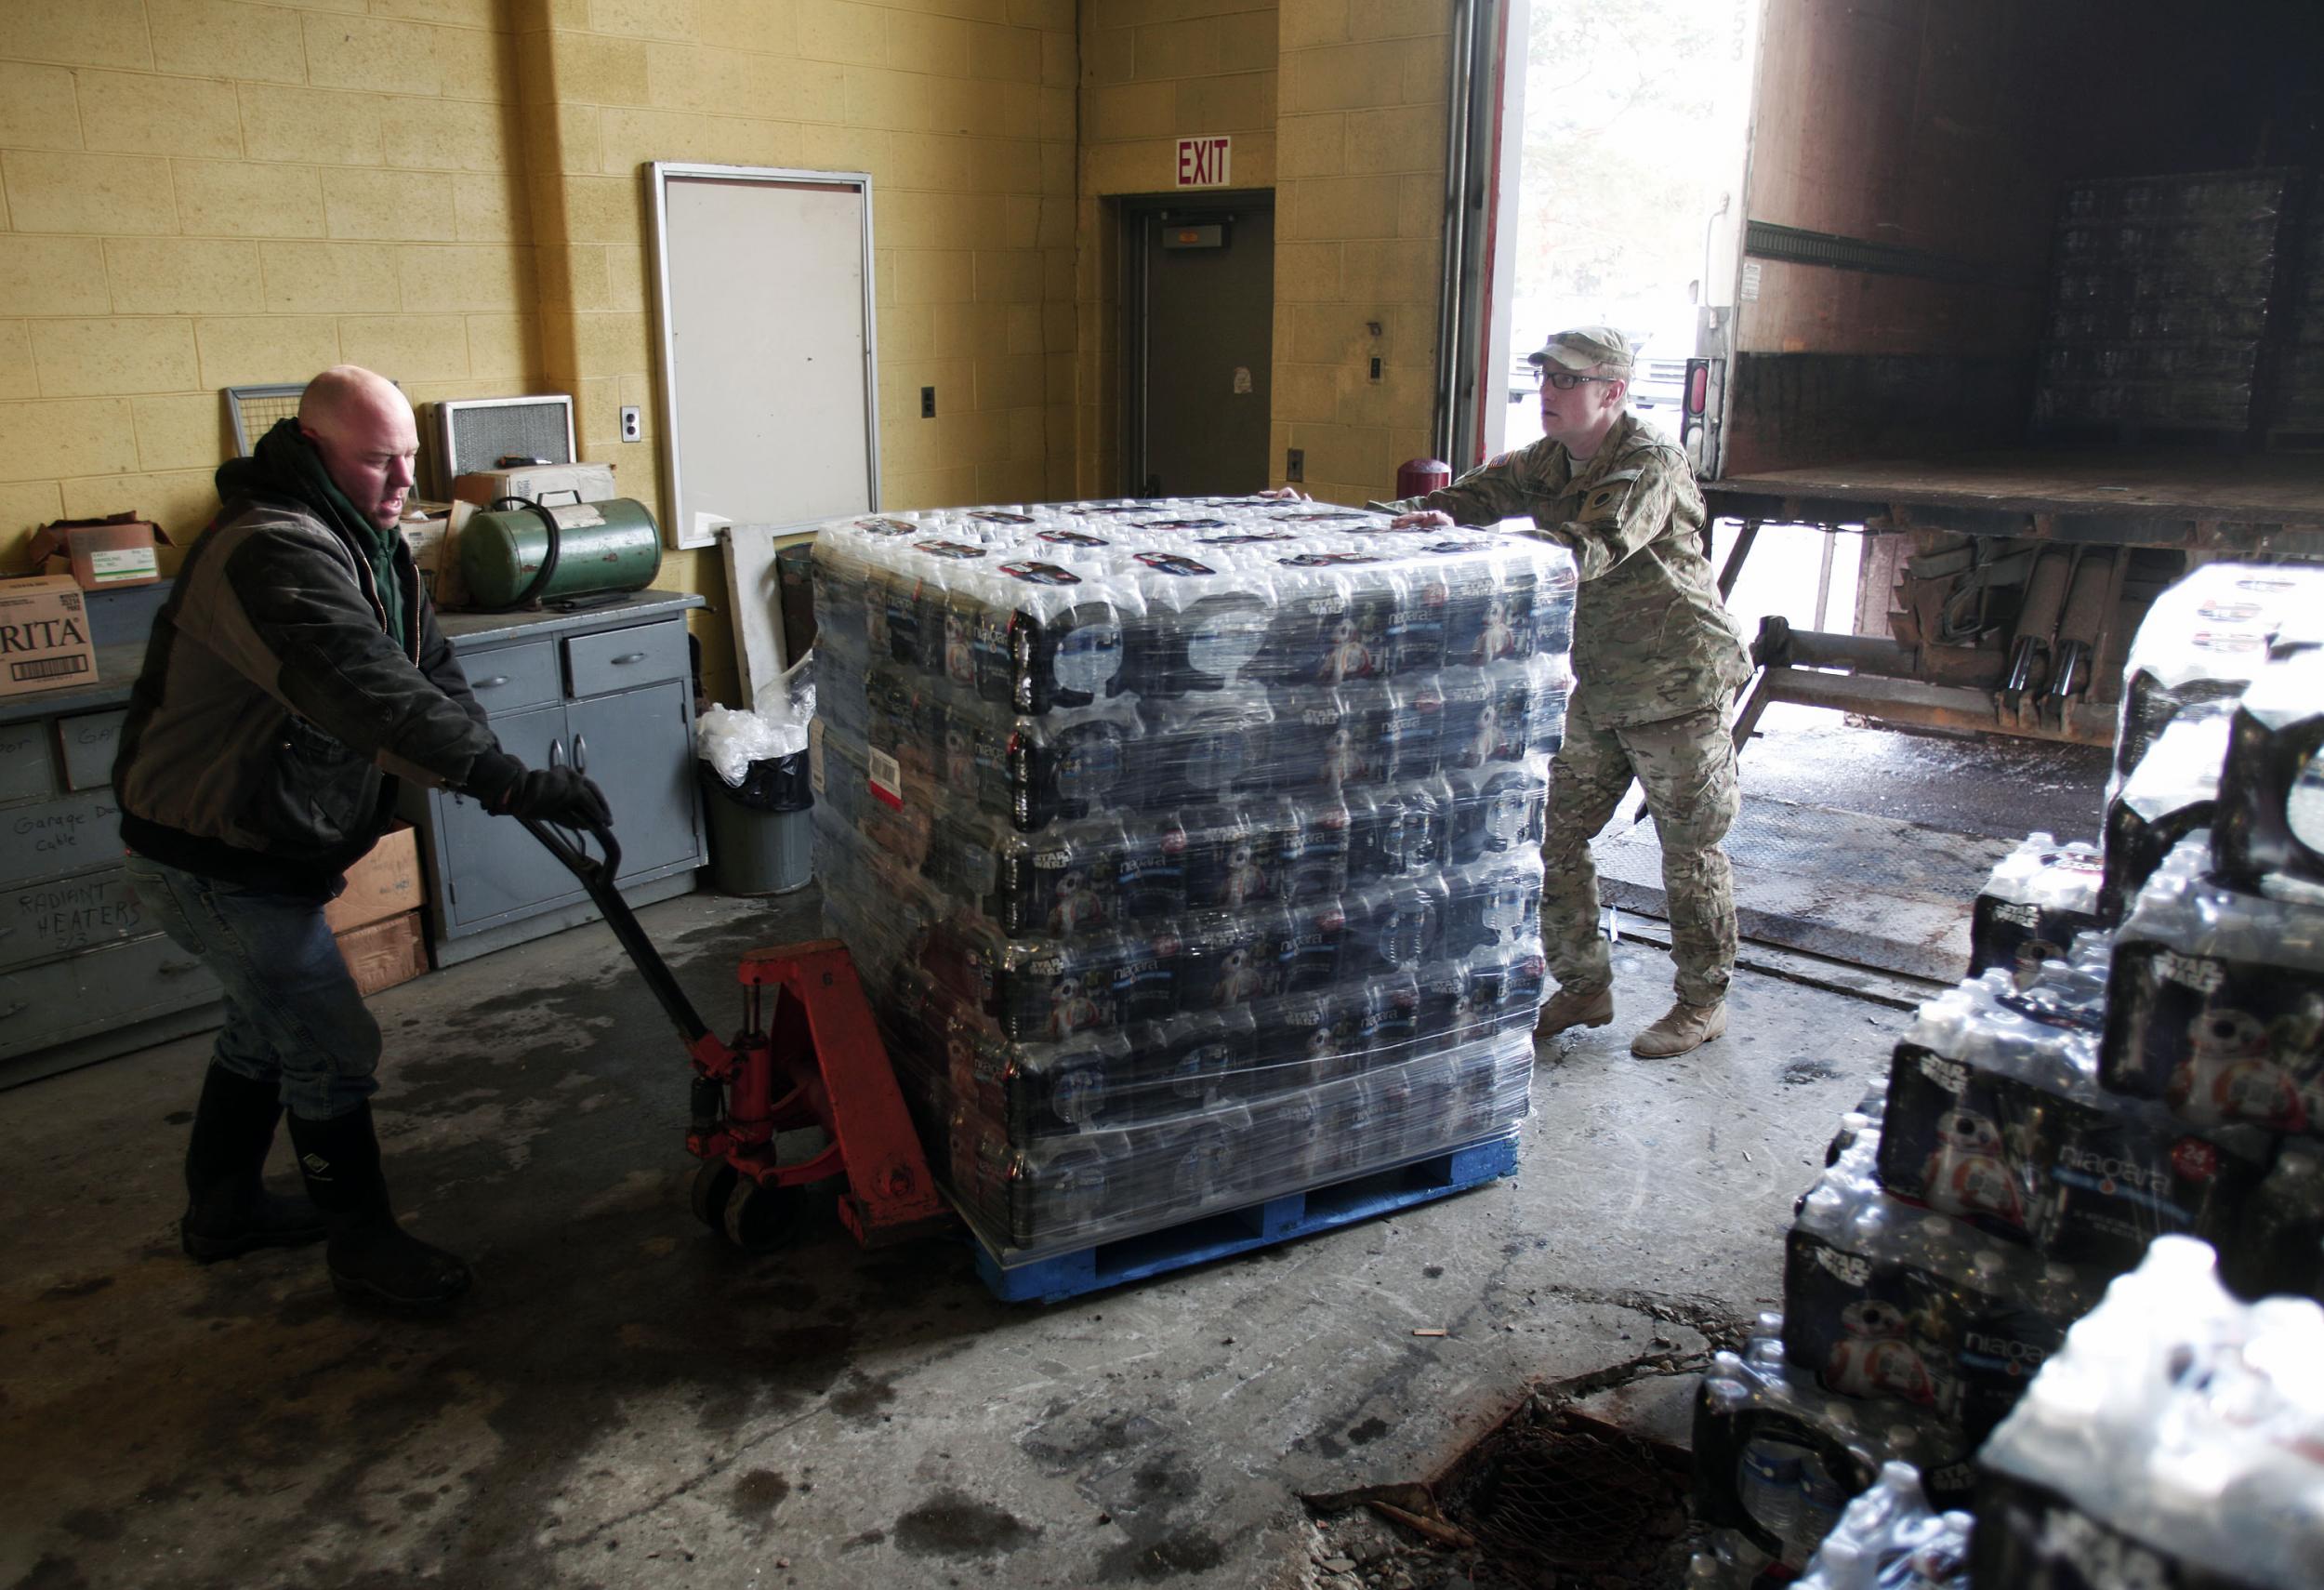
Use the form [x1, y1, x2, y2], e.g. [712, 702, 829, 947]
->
[458, 497, 664, 609]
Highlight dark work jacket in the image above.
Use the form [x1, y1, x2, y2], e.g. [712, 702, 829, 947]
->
[114, 493, 497, 896]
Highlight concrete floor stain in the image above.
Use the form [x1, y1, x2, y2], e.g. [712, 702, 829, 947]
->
[730, 1467, 791, 1518]
[892, 1490, 1042, 1556]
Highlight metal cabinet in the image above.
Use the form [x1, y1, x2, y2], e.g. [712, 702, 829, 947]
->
[407, 602, 706, 965]
[0, 693, 222, 1074]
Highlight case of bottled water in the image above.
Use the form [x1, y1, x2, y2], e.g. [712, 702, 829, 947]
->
[1791, 1462, 1970, 1590]
[1877, 938, 2271, 1272]
[1973, 1236, 2324, 1590]
[1968, 835, 2105, 977]
[1693, 1318, 1975, 1575]
[2101, 835, 2324, 1142]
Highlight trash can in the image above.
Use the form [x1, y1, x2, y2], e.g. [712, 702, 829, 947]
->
[698, 750, 814, 895]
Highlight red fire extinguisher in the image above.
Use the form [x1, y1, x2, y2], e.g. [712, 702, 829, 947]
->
[1395, 457, 1451, 500]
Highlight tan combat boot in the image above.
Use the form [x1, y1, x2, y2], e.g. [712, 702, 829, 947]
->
[1534, 986, 1614, 1041]
[1631, 999, 1727, 1058]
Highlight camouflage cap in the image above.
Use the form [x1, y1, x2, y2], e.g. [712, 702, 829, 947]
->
[1527, 325, 1634, 378]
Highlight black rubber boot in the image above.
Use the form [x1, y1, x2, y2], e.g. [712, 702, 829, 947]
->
[180, 1063, 326, 1264]
[285, 1104, 471, 1312]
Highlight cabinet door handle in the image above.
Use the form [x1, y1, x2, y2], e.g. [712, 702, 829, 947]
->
[548, 737, 566, 769]
[474, 674, 512, 689]
[611, 652, 648, 665]
[159, 958, 204, 978]
[572, 734, 588, 772]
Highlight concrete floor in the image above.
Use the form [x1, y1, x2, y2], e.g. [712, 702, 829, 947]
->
[0, 874, 1900, 1590]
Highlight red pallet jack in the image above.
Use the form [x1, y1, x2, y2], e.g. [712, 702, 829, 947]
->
[522, 816, 952, 1252]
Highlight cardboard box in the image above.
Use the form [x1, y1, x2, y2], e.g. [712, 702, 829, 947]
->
[324, 822, 422, 934]
[0, 575, 99, 698]
[336, 909, 429, 997]
[28, 514, 167, 590]
[452, 460, 618, 511]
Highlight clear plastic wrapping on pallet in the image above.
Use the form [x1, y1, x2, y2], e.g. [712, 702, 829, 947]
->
[1791, 1461, 1970, 1590]
[2102, 704, 2232, 922]
[1692, 1316, 1976, 1576]
[805, 499, 1576, 1261]
[2101, 833, 2324, 1142]
[2211, 644, 2324, 894]
[1786, 1129, 2108, 1445]
[1972, 1236, 2324, 1590]
[2110, 561, 2324, 798]
[1878, 936, 2273, 1273]
[1967, 833, 2105, 975]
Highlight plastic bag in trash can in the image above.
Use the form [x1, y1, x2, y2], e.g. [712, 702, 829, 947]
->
[698, 651, 815, 786]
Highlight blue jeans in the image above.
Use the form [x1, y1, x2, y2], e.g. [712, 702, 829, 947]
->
[125, 855, 382, 1120]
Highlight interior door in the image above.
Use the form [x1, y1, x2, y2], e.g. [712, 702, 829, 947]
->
[436, 702, 580, 928]
[568, 682, 700, 882]
[1129, 201, 1274, 497]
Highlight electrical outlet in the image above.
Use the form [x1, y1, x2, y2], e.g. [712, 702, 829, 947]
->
[619, 405, 641, 442]
[1368, 356, 1381, 381]
[1286, 448, 1303, 483]
[921, 386, 936, 418]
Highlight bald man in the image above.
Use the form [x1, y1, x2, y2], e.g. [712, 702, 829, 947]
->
[115, 365, 611, 1313]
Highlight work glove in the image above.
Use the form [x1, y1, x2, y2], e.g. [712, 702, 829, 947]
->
[466, 749, 613, 829]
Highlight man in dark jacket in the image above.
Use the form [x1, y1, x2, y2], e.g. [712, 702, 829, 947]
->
[115, 365, 611, 1312]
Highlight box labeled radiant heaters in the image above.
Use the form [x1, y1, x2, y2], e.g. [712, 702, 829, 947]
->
[807, 498, 1576, 1264]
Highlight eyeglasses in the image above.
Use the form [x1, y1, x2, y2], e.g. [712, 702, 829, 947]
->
[1533, 370, 1620, 391]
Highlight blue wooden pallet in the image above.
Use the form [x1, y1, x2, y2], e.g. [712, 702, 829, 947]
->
[972, 1134, 1520, 1305]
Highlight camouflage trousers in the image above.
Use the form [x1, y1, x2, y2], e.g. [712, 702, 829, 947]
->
[1540, 696, 1740, 1007]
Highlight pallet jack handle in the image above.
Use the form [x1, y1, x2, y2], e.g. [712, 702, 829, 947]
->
[518, 815, 720, 1056]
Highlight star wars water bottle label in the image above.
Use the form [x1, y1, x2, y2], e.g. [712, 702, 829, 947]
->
[2102, 943, 2324, 1139]
[1976, 1473, 2213, 1590]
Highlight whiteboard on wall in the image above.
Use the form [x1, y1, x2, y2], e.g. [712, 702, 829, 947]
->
[649, 164, 880, 552]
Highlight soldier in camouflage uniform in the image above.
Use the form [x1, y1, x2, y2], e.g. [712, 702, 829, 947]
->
[1381, 327, 1752, 1058]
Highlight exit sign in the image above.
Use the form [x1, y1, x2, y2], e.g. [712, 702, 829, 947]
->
[1176, 136, 1232, 188]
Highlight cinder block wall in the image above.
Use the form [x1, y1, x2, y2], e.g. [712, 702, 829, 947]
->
[0, 0, 535, 568]
[1274, 0, 1448, 507]
[2, 0, 1454, 701]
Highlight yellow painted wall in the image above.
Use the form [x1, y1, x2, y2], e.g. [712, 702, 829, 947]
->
[1274, 0, 1448, 507]
[2, 0, 1453, 701]
[511, 0, 1080, 705]
[0, 0, 535, 571]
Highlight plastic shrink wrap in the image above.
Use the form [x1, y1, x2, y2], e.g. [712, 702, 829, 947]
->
[2110, 561, 2324, 797]
[1972, 1236, 2324, 1590]
[806, 500, 1577, 1262]
[1876, 938, 2270, 1272]
[1786, 1130, 2106, 1445]
[1967, 834, 2104, 976]
[2101, 834, 2324, 1142]
[2101, 705, 2230, 923]
[2210, 645, 2324, 895]
[1693, 1316, 1975, 1575]
[1790, 1462, 1970, 1590]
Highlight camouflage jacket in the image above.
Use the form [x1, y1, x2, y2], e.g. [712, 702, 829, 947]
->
[1385, 414, 1751, 726]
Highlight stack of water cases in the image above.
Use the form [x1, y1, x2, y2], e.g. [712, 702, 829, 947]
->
[1974, 1237, 2324, 1590]
[806, 499, 1576, 1264]
[1696, 561, 2324, 1585]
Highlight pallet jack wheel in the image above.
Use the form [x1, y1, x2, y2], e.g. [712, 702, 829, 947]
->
[689, 1159, 738, 1229]
[722, 1179, 808, 1253]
